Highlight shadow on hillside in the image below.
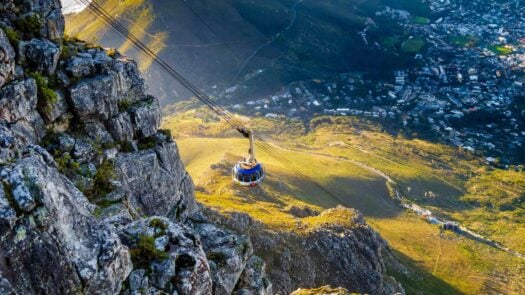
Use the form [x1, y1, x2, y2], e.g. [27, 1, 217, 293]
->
[262, 166, 404, 218]
[386, 249, 463, 295]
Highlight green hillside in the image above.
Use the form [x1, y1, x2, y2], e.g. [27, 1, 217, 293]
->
[162, 109, 525, 294]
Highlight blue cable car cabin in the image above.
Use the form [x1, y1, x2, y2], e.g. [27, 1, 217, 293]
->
[232, 130, 265, 186]
[232, 162, 265, 186]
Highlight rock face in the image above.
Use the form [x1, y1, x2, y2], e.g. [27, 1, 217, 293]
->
[0, 1, 400, 294]
[0, 1, 272, 294]
[205, 207, 404, 295]
[0, 149, 132, 294]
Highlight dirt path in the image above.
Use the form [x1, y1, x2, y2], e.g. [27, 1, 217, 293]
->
[231, 0, 306, 83]
[266, 141, 525, 260]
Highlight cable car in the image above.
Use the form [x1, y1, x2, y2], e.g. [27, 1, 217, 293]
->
[232, 130, 265, 186]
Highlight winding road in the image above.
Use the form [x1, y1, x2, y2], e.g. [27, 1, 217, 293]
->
[267, 141, 525, 260]
[231, 0, 306, 83]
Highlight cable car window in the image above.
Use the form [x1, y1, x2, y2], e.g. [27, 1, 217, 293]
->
[237, 174, 243, 182]
[251, 174, 257, 182]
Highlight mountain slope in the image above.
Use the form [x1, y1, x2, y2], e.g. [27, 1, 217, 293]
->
[65, 0, 430, 104]
[162, 108, 525, 294]
[0, 1, 401, 294]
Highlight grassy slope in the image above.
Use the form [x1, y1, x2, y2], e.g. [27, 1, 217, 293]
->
[163, 110, 525, 294]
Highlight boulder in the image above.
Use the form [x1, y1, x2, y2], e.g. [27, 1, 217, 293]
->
[113, 57, 145, 103]
[108, 112, 134, 142]
[0, 78, 38, 123]
[15, 0, 65, 40]
[130, 97, 162, 139]
[40, 89, 67, 122]
[66, 56, 96, 79]
[0, 183, 17, 232]
[205, 207, 399, 295]
[69, 73, 118, 120]
[18, 39, 60, 75]
[0, 28, 16, 88]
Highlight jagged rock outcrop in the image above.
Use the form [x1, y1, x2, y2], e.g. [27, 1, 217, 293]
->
[204, 206, 404, 295]
[119, 217, 213, 294]
[0, 149, 132, 294]
[0, 1, 402, 294]
[193, 220, 254, 295]
[0, 1, 271, 294]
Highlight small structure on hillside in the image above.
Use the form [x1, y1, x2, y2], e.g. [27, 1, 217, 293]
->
[441, 222, 459, 232]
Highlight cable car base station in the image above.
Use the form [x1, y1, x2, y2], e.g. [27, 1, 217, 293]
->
[232, 129, 265, 186]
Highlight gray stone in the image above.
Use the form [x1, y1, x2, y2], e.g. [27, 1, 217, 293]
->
[84, 121, 114, 145]
[0, 28, 16, 88]
[120, 217, 213, 295]
[130, 98, 162, 139]
[0, 184, 17, 231]
[0, 154, 132, 294]
[128, 269, 149, 294]
[115, 141, 197, 221]
[0, 124, 21, 163]
[18, 39, 60, 75]
[57, 133, 76, 152]
[233, 256, 273, 295]
[73, 139, 94, 163]
[0, 276, 17, 295]
[8, 110, 45, 147]
[3, 168, 37, 213]
[69, 74, 118, 120]
[113, 57, 145, 103]
[195, 222, 253, 295]
[0, 78, 38, 123]
[66, 56, 96, 78]
[108, 112, 134, 142]
[15, 1, 65, 40]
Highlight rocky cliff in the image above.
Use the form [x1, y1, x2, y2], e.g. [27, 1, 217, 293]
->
[204, 206, 404, 295]
[0, 1, 270, 294]
[0, 1, 401, 294]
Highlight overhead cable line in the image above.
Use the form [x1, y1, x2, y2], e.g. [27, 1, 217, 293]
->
[74, 0, 352, 206]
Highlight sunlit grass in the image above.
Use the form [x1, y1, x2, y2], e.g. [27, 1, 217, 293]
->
[162, 109, 525, 294]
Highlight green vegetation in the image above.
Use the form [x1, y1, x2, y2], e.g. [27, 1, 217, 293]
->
[381, 36, 401, 49]
[129, 234, 169, 268]
[55, 152, 81, 176]
[149, 218, 168, 231]
[118, 141, 135, 153]
[449, 35, 478, 48]
[162, 109, 525, 294]
[14, 14, 42, 37]
[30, 72, 58, 113]
[137, 136, 157, 150]
[402, 37, 426, 53]
[118, 99, 133, 112]
[412, 16, 430, 25]
[88, 160, 117, 200]
[489, 45, 513, 55]
[159, 129, 172, 139]
[59, 45, 75, 61]
[2, 26, 21, 47]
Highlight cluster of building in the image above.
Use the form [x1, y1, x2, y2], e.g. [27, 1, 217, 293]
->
[225, 0, 525, 164]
